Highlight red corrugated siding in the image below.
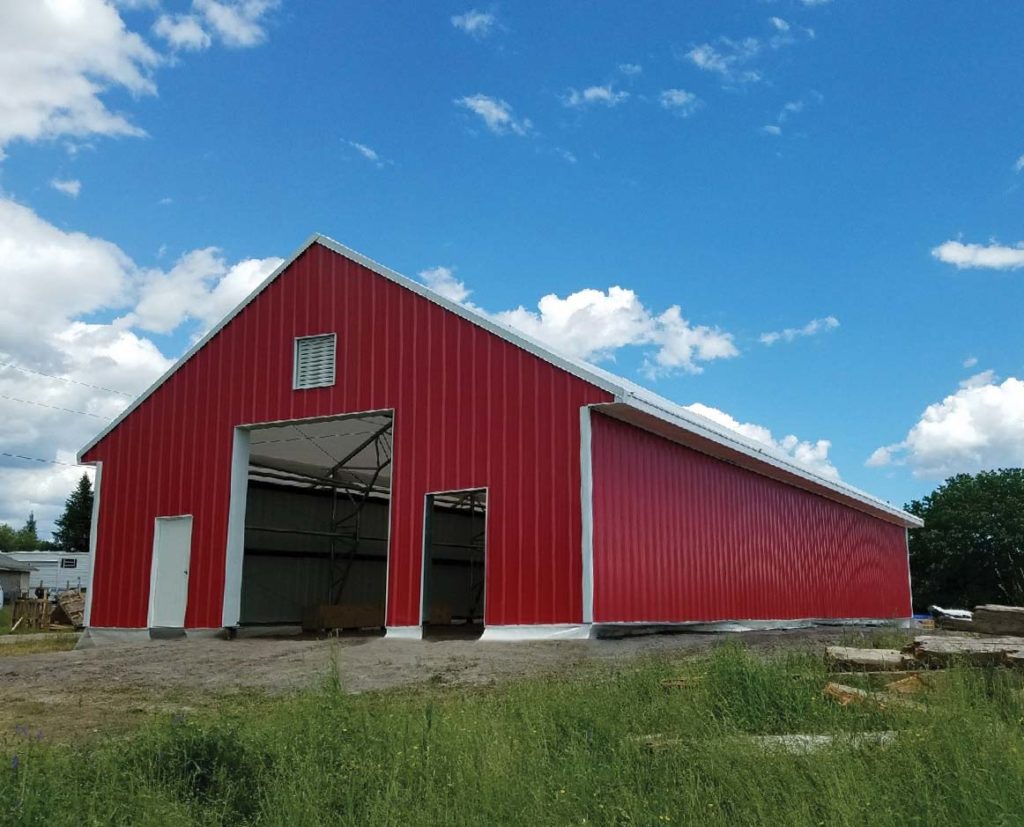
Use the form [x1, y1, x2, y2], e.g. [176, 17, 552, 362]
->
[83, 244, 612, 628]
[590, 413, 911, 623]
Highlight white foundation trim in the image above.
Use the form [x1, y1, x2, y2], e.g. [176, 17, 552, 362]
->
[480, 624, 592, 641]
[83, 460, 102, 629]
[579, 406, 595, 625]
[222, 427, 251, 628]
[385, 625, 423, 640]
[184, 628, 227, 640]
[594, 617, 913, 636]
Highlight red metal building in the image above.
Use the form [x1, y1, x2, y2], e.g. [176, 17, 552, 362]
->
[78, 235, 921, 641]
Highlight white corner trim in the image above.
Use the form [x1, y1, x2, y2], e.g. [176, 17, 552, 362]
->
[221, 428, 251, 628]
[385, 626, 423, 640]
[83, 460, 102, 628]
[479, 624, 592, 641]
[579, 406, 595, 625]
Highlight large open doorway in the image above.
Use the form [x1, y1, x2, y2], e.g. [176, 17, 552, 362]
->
[238, 411, 393, 633]
[421, 489, 487, 639]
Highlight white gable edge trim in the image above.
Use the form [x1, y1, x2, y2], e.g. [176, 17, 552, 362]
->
[77, 233, 921, 528]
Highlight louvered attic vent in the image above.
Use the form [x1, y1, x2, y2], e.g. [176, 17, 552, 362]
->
[293, 334, 336, 389]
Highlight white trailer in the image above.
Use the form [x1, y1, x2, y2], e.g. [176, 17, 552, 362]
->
[7, 551, 91, 593]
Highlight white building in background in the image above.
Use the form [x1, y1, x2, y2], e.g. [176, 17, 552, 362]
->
[7, 551, 91, 593]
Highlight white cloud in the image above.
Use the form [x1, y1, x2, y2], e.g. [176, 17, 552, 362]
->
[618, 63, 643, 77]
[123, 247, 283, 335]
[193, 0, 278, 48]
[760, 315, 839, 346]
[685, 38, 762, 84]
[0, 0, 159, 153]
[345, 140, 389, 168]
[931, 239, 1024, 270]
[1015, 154, 1024, 173]
[685, 402, 840, 481]
[555, 148, 577, 164]
[450, 9, 496, 38]
[153, 14, 212, 51]
[867, 376, 1024, 478]
[491, 286, 737, 375]
[50, 178, 82, 198]
[800, 0, 832, 5]
[659, 89, 701, 117]
[455, 94, 532, 135]
[963, 356, 979, 368]
[419, 266, 471, 304]
[0, 197, 287, 533]
[564, 85, 629, 108]
[770, 17, 790, 32]
[760, 124, 783, 136]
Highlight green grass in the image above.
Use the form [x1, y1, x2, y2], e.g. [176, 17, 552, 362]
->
[3, 642, 1024, 825]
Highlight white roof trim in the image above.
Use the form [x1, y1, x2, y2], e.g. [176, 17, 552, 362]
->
[78, 233, 921, 528]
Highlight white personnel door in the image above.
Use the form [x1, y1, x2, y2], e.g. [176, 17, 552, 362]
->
[148, 516, 193, 628]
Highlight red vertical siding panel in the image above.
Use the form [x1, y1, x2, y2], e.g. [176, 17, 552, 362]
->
[590, 413, 912, 623]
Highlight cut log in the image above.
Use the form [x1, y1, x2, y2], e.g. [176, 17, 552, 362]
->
[884, 674, 928, 695]
[826, 646, 918, 671]
[971, 605, 1024, 636]
[909, 634, 1024, 667]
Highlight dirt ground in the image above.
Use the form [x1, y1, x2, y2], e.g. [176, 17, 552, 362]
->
[0, 627, 904, 742]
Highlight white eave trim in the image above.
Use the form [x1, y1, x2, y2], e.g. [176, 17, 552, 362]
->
[75, 232, 922, 530]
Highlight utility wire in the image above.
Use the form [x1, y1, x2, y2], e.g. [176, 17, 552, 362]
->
[0, 361, 135, 398]
[0, 393, 110, 420]
[0, 451, 87, 468]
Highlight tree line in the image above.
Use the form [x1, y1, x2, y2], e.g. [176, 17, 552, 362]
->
[0, 473, 93, 553]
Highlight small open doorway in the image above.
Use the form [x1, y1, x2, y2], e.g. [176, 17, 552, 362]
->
[421, 489, 487, 639]
[238, 411, 393, 634]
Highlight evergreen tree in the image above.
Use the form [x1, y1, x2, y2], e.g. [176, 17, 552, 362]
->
[52, 474, 93, 552]
[0, 523, 17, 553]
[15, 512, 40, 550]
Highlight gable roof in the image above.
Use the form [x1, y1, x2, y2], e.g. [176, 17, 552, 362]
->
[79, 234, 922, 529]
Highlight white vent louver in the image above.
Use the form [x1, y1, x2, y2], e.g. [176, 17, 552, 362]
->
[293, 334, 336, 389]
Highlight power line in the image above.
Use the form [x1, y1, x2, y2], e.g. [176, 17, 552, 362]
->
[0, 393, 110, 420]
[0, 361, 135, 398]
[0, 451, 88, 469]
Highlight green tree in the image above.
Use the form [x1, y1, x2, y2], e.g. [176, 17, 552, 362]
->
[907, 469, 1024, 610]
[52, 474, 94, 552]
[15, 511, 40, 550]
[0, 523, 17, 552]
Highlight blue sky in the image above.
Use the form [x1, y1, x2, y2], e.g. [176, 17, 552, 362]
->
[1, 0, 1023, 533]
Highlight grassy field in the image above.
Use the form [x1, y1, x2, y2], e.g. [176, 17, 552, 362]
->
[2, 641, 1024, 825]
[0, 604, 78, 657]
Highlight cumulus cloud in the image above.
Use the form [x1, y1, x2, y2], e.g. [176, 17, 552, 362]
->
[450, 9, 496, 38]
[619, 63, 643, 77]
[685, 402, 840, 480]
[659, 89, 702, 117]
[761, 124, 782, 136]
[564, 85, 629, 108]
[455, 94, 532, 135]
[419, 266, 471, 304]
[866, 375, 1024, 477]
[123, 247, 283, 335]
[491, 286, 738, 375]
[0, 0, 159, 153]
[931, 240, 1024, 270]
[759, 315, 839, 346]
[153, 13, 213, 51]
[0, 198, 279, 533]
[685, 38, 763, 84]
[193, 0, 278, 47]
[963, 356, 979, 368]
[1015, 154, 1024, 173]
[50, 179, 82, 198]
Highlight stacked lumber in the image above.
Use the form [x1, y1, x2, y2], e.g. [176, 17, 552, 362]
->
[54, 590, 85, 628]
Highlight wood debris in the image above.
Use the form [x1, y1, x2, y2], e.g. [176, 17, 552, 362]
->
[633, 730, 899, 754]
[908, 635, 1024, 667]
[823, 682, 924, 711]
